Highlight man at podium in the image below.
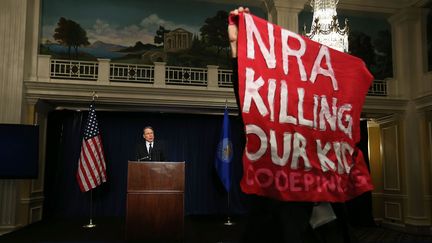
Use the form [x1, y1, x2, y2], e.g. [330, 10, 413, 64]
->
[134, 126, 166, 161]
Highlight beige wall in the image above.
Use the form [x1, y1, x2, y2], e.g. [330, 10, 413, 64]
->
[368, 122, 384, 221]
[0, 0, 47, 234]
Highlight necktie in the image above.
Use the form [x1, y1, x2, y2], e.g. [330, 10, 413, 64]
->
[148, 142, 153, 156]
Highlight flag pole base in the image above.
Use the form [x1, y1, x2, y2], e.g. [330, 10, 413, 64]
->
[224, 216, 235, 226]
[83, 219, 96, 228]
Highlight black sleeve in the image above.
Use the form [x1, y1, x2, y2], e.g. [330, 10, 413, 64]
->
[133, 143, 140, 161]
[232, 59, 246, 149]
[232, 58, 241, 118]
[134, 142, 144, 161]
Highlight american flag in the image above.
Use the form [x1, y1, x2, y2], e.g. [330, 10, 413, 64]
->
[76, 102, 107, 192]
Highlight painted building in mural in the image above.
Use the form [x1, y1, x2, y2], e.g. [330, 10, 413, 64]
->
[164, 28, 193, 52]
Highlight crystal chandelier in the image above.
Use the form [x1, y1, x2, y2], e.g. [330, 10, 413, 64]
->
[304, 0, 349, 53]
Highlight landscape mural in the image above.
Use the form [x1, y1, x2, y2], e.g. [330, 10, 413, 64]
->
[40, 0, 417, 78]
[39, 0, 265, 69]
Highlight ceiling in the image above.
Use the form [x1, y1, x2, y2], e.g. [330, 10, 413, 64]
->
[198, 0, 431, 14]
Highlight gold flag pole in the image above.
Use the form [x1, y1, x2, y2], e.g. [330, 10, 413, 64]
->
[83, 190, 96, 228]
[91, 91, 98, 101]
[224, 190, 234, 226]
[223, 100, 234, 226]
[83, 91, 98, 228]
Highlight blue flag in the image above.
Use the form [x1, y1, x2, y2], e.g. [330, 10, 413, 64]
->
[215, 106, 233, 192]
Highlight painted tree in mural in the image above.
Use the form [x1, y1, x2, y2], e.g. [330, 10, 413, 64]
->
[154, 26, 170, 45]
[349, 30, 393, 80]
[349, 31, 375, 74]
[53, 17, 90, 59]
[200, 10, 228, 55]
[191, 34, 204, 52]
[373, 30, 393, 79]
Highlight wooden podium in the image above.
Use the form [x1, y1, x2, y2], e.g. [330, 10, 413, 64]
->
[126, 161, 185, 241]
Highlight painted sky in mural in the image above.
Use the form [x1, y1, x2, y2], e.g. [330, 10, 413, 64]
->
[39, 0, 401, 77]
[41, 0, 222, 46]
[39, 0, 265, 67]
[42, 0, 208, 45]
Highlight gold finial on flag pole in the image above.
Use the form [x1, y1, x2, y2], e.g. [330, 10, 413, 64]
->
[91, 91, 98, 101]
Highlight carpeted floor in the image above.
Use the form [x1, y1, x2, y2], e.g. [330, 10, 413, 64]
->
[354, 226, 432, 243]
[0, 216, 431, 243]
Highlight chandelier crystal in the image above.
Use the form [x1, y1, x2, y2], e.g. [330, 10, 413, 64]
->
[304, 0, 349, 53]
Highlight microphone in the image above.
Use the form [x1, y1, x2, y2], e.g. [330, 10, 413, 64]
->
[137, 156, 150, 162]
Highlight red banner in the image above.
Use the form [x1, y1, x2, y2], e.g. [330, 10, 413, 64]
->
[237, 13, 374, 202]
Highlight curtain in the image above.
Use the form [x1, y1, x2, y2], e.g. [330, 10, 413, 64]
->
[43, 110, 374, 222]
[43, 110, 249, 218]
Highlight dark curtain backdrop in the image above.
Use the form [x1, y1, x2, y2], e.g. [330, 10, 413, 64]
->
[43, 109, 249, 219]
[43, 110, 373, 222]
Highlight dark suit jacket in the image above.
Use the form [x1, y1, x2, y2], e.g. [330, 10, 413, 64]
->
[134, 140, 166, 162]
